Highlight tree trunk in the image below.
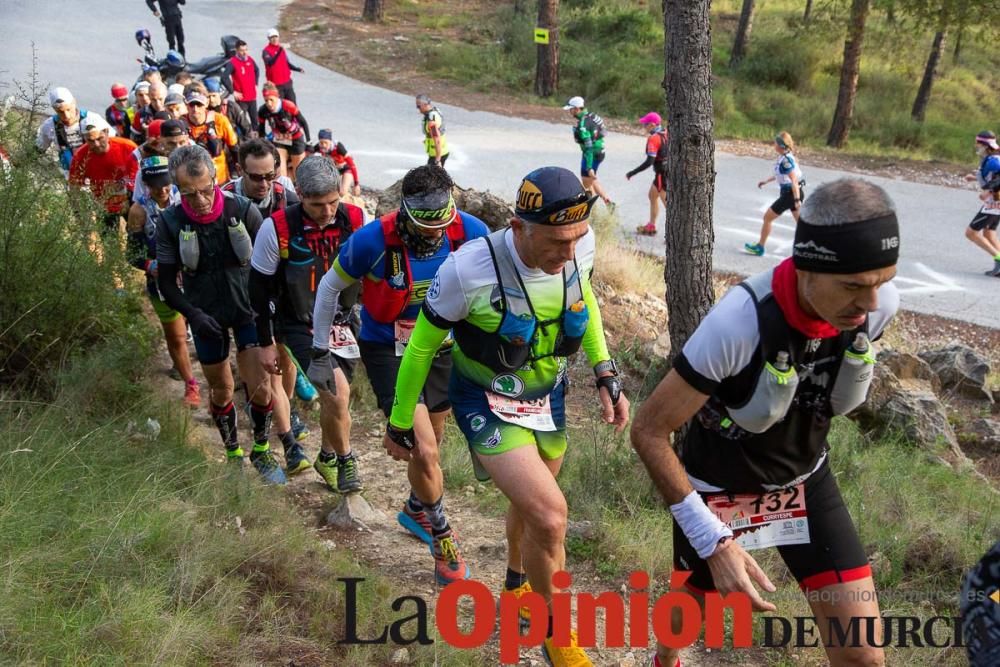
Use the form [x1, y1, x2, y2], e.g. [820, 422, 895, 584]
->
[911, 30, 946, 122]
[826, 0, 871, 148]
[952, 27, 963, 65]
[803, 0, 813, 24]
[729, 0, 756, 67]
[534, 0, 559, 97]
[362, 0, 384, 22]
[662, 0, 716, 355]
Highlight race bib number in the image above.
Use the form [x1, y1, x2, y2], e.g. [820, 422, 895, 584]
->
[273, 131, 293, 144]
[706, 484, 809, 551]
[329, 325, 360, 360]
[394, 319, 416, 356]
[486, 392, 557, 432]
[982, 197, 1000, 215]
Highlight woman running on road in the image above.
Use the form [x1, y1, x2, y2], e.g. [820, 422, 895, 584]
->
[745, 131, 803, 257]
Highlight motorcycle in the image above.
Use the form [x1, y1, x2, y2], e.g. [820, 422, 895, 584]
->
[134, 29, 239, 85]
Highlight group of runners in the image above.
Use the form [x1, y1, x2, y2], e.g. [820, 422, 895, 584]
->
[27, 28, 1000, 666]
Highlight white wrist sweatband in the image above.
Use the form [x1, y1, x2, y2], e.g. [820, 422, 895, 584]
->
[669, 490, 734, 560]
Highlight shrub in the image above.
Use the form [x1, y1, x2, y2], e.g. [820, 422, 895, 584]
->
[737, 34, 825, 92]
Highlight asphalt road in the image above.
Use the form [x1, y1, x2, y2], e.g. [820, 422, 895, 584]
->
[3, 0, 997, 326]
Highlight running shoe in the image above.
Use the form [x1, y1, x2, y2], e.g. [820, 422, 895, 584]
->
[314, 454, 339, 492]
[337, 452, 363, 494]
[183, 380, 201, 409]
[500, 580, 533, 630]
[430, 529, 470, 585]
[186, 325, 193, 343]
[283, 443, 312, 476]
[743, 242, 765, 256]
[250, 448, 288, 485]
[397, 503, 434, 546]
[542, 630, 593, 667]
[295, 370, 318, 403]
[985, 259, 1000, 277]
[636, 222, 657, 236]
[226, 446, 245, 463]
[290, 409, 310, 440]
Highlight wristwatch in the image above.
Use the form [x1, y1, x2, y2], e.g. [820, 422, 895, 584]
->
[593, 359, 619, 377]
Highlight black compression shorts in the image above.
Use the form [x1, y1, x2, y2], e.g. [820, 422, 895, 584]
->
[278, 320, 356, 381]
[672, 460, 871, 594]
[969, 211, 1000, 232]
[359, 340, 451, 418]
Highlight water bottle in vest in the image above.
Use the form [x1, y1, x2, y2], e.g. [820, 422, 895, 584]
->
[829, 332, 875, 415]
[227, 217, 253, 266]
[728, 350, 799, 433]
[179, 228, 200, 272]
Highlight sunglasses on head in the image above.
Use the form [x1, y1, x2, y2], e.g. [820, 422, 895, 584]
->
[245, 171, 277, 183]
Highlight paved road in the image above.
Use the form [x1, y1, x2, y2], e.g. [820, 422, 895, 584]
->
[4, 0, 997, 326]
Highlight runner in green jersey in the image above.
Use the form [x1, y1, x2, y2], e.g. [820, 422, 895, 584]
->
[384, 166, 630, 667]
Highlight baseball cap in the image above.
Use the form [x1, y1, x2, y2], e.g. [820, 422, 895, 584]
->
[134, 81, 151, 93]
[81, 114, 110, 135]
[168, 83, 185, 97]
[515, 166, 596, 225]
[49, 87, 75, 109]
[267, 28, 279, 38]
[111, 83, 129, 100]
[164, 92, 185, 107]
[638, 111, 661, 125]
[141, 156, 171, 187]
[161, 119, 188, 138]
[146, 119, 165, 139]
[318, 128, 333, 141]
[562, 96, 584, 110]
[203, 77, 222, 94]
[976, 131, 999, 150]
[185, 92, 208, 106]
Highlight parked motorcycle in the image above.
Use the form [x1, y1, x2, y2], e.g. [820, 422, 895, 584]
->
[134, 29, 239, 85]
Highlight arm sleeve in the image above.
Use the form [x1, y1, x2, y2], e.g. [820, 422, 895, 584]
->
[389, 311, 452, 429]
[344, 153, 359, 184]
[249, 218, 281, 274]
[289, 58, 303, 73]
[580, 275, 611, 367]
[253, 60, 260, 85]
[248, 268, 279, 346]
[626, 156, 654, 179]
[261, 49, 277, 66]
[220, 65, 234, 95]
[311, 259, 358, 350]
[296, 111, 310, 143]
[156, 262, 196, 316]
[257, 109, 267, 136]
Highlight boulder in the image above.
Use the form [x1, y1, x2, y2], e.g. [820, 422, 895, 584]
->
[967, 418, 1000, 454]
[879, 380, 966, 462]
[326, 493, 386, 531]
[375, 178, 513, 231]
[877, 350, 940, 393]
[918, 345, 992, 402]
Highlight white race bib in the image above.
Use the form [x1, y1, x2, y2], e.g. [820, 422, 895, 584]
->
[330, 324, 360, 360]
[486, 392, 557, 432]
[706, 484, 809, 551]
[394, 319, 416, 357]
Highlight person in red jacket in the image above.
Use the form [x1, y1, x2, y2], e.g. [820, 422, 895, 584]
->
[226, 40, 260, 122]
[69, 115, 139, 233]
[262, 28, 304, 103]
[258, 83, 310, 181]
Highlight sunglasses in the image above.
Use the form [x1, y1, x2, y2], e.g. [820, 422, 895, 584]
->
[245, 171, 277, 183]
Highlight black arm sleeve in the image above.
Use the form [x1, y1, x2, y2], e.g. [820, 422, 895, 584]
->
[253, 61, 260, 85]
[984, 175, 1000, 192]
[248, 268, 279, 346]
[296, 112, 310, 143]
[146, 0, 158, 13]
[157, 262, 196, 317]
[626, 156, 655, 179]
[127, 231, 151, 271]
[261, 49, 277, 67]
[257, 109, 267, 137]
[220, 64, 234, 96]
[289, 59, 303, 73]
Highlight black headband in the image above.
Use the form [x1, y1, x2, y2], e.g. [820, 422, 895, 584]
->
[792, 213, 899, 274]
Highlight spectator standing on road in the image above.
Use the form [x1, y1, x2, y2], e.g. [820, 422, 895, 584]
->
[963, 131, 1000, 277]
[626, 111, 669, 237]
[146, 0, 186, 57]
[563, 95, 614, 210]
[262, 29, 304, 103]
[415, 94, 449, 168]
[226, 40, 260, 123]
[745, 131, 804, 257]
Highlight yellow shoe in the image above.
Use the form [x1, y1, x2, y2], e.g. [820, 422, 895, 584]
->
[500, 580, 533, 630]
[542, 630, 593, 667]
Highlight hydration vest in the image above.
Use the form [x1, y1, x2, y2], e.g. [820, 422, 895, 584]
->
[453, 229, 588, 375]
[421, 107, 448, 156]
[190, 112, 224, 157]
[53, 109, 87, 171]
[684, 270, 873, 490]
[362, 211, 467, 324]
[272, 202, 364, 324]
[222, 179, 288, 218]
[653, 129, 669, 172]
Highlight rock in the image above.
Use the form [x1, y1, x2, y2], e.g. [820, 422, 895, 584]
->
[567, 520, 596, 540]
[918, 345, 992, 402]
[877, 350, 940, 393]
[326, 494, 386, 531]
[967, 418, 1000, 453]
[880, 381, 966, 462]
[868, 551, 890, 578]
[392, 35, 410, 42]
[390, 648, 409, 664]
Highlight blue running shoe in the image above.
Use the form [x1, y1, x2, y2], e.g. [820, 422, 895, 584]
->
[397, 503, 434, 547]
[290, 409, 310, 441]
[744, 242, 765, 256]
[295, 370, 318, 403]
[284, 443, 312, 476]
[250, 447, 287, 485]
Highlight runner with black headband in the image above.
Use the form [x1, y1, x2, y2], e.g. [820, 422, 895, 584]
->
[387, 165, 629, 667]
[633, 178, 900, 667]
[311, 165, 488, 584]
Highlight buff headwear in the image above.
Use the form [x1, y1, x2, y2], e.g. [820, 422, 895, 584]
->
[792, 214, 900, 274]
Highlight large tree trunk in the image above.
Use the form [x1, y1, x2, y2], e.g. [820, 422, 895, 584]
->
[534, 0, 560, 97]
[911, 30, 946, 122]
[362, 0, 384, 22]
[826, 0, 871, 148]
[729, 0, 756, 67]
[662, 0, 716, 355]
[803, 0, 813, 24]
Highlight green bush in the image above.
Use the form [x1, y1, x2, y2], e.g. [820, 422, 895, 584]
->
[737, 34, 825, 92]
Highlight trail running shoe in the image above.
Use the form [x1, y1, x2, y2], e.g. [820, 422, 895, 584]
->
[283, 443, 312, 476]
[636, 223, 657, 236]
[290, 409, 310, 440]
[500, 580, 533, 630]
[314, 454, 339, 492]
[295, 370, 318, 403]
[397, 503, 434, 546]
[183, 380, 201, 409]
[226, 447, 245, 463]
[542, 630, 593, 667]
[743, 242, 765, 256]
[250, 448, 288, 485]
[337, 452, 363, 494]
[985, 259, 1000, 277]
[430, 529, 470, 585]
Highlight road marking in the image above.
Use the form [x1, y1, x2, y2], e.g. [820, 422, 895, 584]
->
[892, 263, 964, 295]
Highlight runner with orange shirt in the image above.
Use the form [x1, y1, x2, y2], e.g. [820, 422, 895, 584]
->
[184, 89, 238, 184]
